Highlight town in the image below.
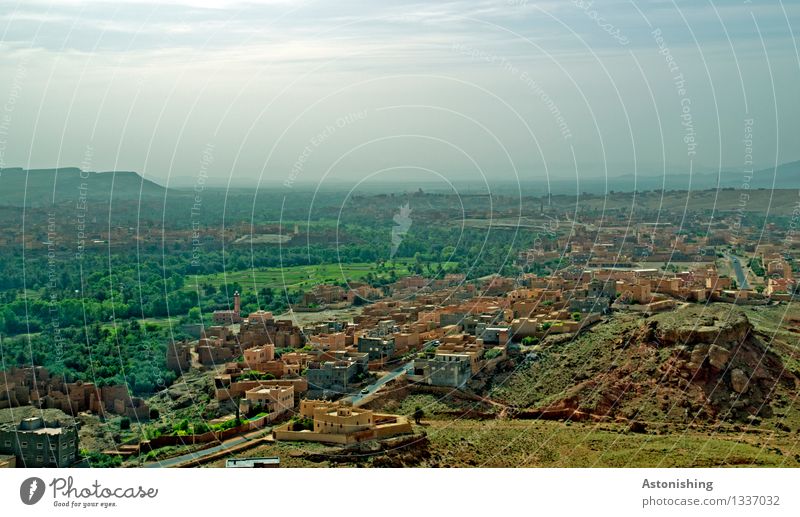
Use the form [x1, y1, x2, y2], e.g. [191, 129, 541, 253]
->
[2, 194, 798, 468]
[2, 3, 800, 516]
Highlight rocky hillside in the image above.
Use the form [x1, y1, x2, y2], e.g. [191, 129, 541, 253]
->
[492, 305, 800, 428]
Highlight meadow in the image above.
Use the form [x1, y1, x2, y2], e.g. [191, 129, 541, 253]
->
[181, 260, 458, 293]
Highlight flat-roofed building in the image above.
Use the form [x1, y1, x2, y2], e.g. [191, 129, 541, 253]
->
[412, 352, 473, 388]
[238, 384, 294, 420]
[0, 416, 79, 468]
[273, 400, 411, 445]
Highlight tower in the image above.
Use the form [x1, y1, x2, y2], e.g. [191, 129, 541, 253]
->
[234, 291, 241, 314]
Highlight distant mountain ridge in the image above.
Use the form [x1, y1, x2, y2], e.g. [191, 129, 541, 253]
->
[0, 167, 168, 206]
[1, 161, 797, 206]
[610, 160, 800, 191]
[524, 160, 800, 195]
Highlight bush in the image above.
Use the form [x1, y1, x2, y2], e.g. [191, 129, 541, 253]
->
[173, 419, 190, 434]
[748, 258, 765, 277]
[193, 421, 210, 434]
[484, 349, 502, 360]
[85, 451, 122, 468]
[149, 408, 160, 420]
[143, 426, 162, 440]
[211, 418, 241, 432]
[290, 417, 313, 431]
[239, 371, 275, 381]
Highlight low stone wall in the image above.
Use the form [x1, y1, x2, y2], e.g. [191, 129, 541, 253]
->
[374, 420, 412, 439]
[272, 425, 364, 444]
[515, 408, 609, 422]
[292, 302, 352, 313]
[437, 410, 496, 420]
[709, 293, 769, 305]
[621, 299, 677, 313]
[140, 414, 271, 452]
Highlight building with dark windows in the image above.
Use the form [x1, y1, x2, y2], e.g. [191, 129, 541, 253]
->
[0, 416, 79, 467]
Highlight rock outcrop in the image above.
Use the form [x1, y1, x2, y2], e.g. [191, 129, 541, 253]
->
[730, 369, 749, 394]
[647, 306, 790, 422]
[654, 310, 750, 350]
[492, 305, 798, 428]
[708, 344, 732, 370]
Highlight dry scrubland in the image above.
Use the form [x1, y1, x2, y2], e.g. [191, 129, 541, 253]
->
[220, 418, 797, 468]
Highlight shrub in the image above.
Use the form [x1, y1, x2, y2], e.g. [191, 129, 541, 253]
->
[174, 419, 190, 434]
[85, 452, 122, 468]
[291, 417, 313, 431]
[143, 426, 162, 440]
[211, 418, 241, 432]
[239, 371, 275, 381]
[193, 422, 210, 434]
[484, 349, 502, 360]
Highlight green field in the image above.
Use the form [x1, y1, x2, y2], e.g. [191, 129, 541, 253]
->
[183, 261, 457, 292]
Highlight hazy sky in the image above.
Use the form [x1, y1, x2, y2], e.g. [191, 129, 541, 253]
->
[0, 0, 798, 189]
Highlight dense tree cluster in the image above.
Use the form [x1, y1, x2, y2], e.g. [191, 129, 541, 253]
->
[0, 190, 540, 396]
[0, 318, 177, 394]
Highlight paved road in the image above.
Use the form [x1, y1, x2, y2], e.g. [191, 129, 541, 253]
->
[347, 361, 413, 407]
[729, 255, 750, 290]
[143, 427, 270, 468]
[146, 341, 436, 466]
[345, 340, 440, 406]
